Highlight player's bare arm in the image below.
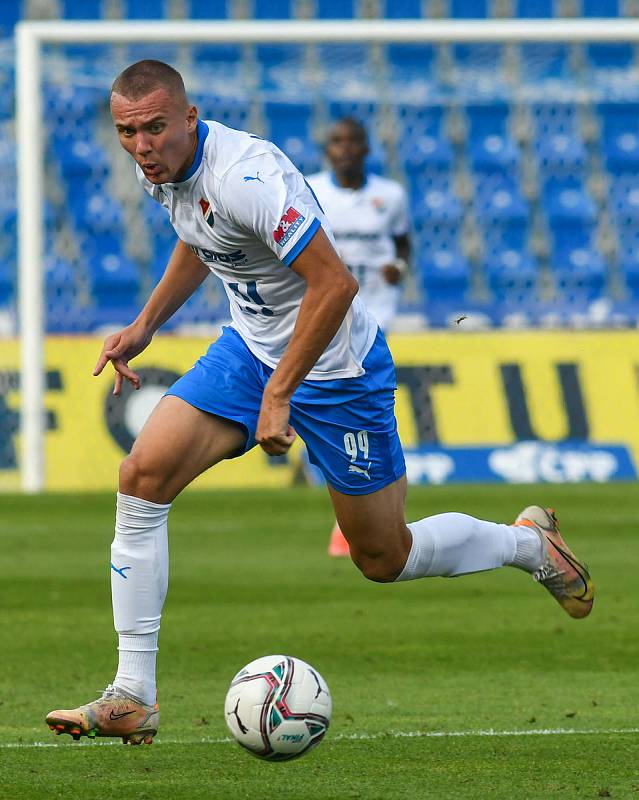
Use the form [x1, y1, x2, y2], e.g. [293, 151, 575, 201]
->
[382, 233, 411, 285]
[255, 228, 358, 455]
[93, 240, 209, 395]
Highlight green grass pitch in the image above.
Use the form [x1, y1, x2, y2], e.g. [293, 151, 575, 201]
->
[1, 483, 638, 799]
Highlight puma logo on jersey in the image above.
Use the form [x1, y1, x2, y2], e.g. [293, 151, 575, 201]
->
[348, 462, 372, 480]
[198, 197, 215, 228]
[243, 172, 264, 183]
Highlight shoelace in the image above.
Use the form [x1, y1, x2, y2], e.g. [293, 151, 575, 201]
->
[99, 684, 126, 701]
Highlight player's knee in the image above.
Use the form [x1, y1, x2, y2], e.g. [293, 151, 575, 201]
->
[119, 453, 170, 504]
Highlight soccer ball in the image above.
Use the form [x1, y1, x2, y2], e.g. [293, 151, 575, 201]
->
[224, 654, 332, 761]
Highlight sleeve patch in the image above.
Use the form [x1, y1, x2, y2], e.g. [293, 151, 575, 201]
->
[273, 207, 306, 246]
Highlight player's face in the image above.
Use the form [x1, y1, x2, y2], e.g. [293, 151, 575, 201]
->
[111, 89, 198, 184]
[325, 124, 368, 175]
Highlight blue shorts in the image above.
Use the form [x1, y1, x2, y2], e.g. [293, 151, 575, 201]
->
[166, 326, 406, 495]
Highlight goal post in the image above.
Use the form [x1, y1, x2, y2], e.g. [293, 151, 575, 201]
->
[15, 17, 639, 492]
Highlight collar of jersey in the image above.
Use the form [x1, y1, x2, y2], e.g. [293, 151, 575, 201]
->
[329, 170, 368, 191]
[175, 119, 209, 183]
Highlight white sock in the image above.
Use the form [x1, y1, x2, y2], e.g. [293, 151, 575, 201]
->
[111, 492, 170, 706]
[395, 512, 518, 580]
[509, 525, 544, 572]
[115, 633, 158, 706]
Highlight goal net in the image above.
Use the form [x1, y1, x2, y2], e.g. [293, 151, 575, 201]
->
[5, 18, 639, 491]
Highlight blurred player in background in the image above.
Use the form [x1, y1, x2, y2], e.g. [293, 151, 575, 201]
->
[44, 61, 593, 747]
[308, 118, 411, 557]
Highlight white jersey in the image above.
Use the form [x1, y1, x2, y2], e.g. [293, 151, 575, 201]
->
[137, 120, 378, 380]
[306, 171, 409, 330]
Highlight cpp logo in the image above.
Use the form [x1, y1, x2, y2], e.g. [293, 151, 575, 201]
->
[488, 442, 619, 484]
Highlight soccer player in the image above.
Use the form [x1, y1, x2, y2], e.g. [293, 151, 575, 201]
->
[307, 118, 411, 557]
[45, 61, 594, 746]
[307, 118, 410, 333]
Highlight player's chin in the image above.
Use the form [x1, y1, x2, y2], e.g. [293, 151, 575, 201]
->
[144, 172, 167, 184]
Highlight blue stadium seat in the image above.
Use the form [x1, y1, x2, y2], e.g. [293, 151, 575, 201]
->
[450, 0, 488, 16]
[516, 0, 554, 14]
[53, 138, 110, 186]
[551, 247, 607, 302]
[256, 44, 307, 93]
[520, 43, 570, 81]
[532, 101, 578, 137]
[122, 0, 168, 17]
[88, 253, 140, 307]
[413, 194, 463, 260]
[603, 131, 639, 173]
[466, 102, 518, 176]
[453, 43, 504, 75]
[413, 189, 463, 230]
[192, 44, 244, 91]
[45, 84, 105, 122]
[316, 0, 355, 17]
[466, 101, 509, 142]
[61, 0, 103, 18]
[75, 194, 127, 260]
[582, 0, 620, 15]
[382, 0, 423, 17]
[254, 0, 293, 18]
[264, 100, 320, 173]
[317, 44, 370, 90]
[544, 178, 595, 219]
[386, 45, 436, 87]
[0, 1, 21, 37]
[470, 133, 519, 174]
[547, 185, 597, 256]
[586, 44, 634, 70]
[398, 103, 445, 137]
[485, 249, 538, 304]
[598, 101, 639, 173]
[192, 94, 249, 129]
[608, 177, 639, 223]
[142, 196, 177, 258]
[264, 100, 313, 144]
[419, 249, 471, 305]
[189, 0, 229, 17]
[536, 133, 587, 179]
[0, 259, 14, 306]
[402, 136, 454, 195]
[475, 181, 529, 254]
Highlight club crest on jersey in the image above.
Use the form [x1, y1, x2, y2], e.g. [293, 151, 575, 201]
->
[273, 206, 305, 247]
[199, 197, 215, 228]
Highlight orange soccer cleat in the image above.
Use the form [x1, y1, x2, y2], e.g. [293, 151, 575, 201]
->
[45, 684, 159, 745]
[514, 505, 594, 619]
[328, 523, 351, 557]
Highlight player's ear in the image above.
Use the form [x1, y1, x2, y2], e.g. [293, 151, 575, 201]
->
[186, 105, 198, 133]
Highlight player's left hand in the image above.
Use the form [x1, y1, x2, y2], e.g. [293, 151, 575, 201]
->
[382, 263, 404, 285]
[256, 392, 297, 456]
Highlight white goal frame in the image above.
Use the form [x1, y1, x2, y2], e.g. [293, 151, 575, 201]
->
[15, 16, 639, 491]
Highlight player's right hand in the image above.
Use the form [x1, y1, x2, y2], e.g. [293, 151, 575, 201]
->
[93, 323, 153, 396]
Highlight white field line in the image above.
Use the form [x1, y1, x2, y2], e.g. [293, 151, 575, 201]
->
[2, 727, 638, 749]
